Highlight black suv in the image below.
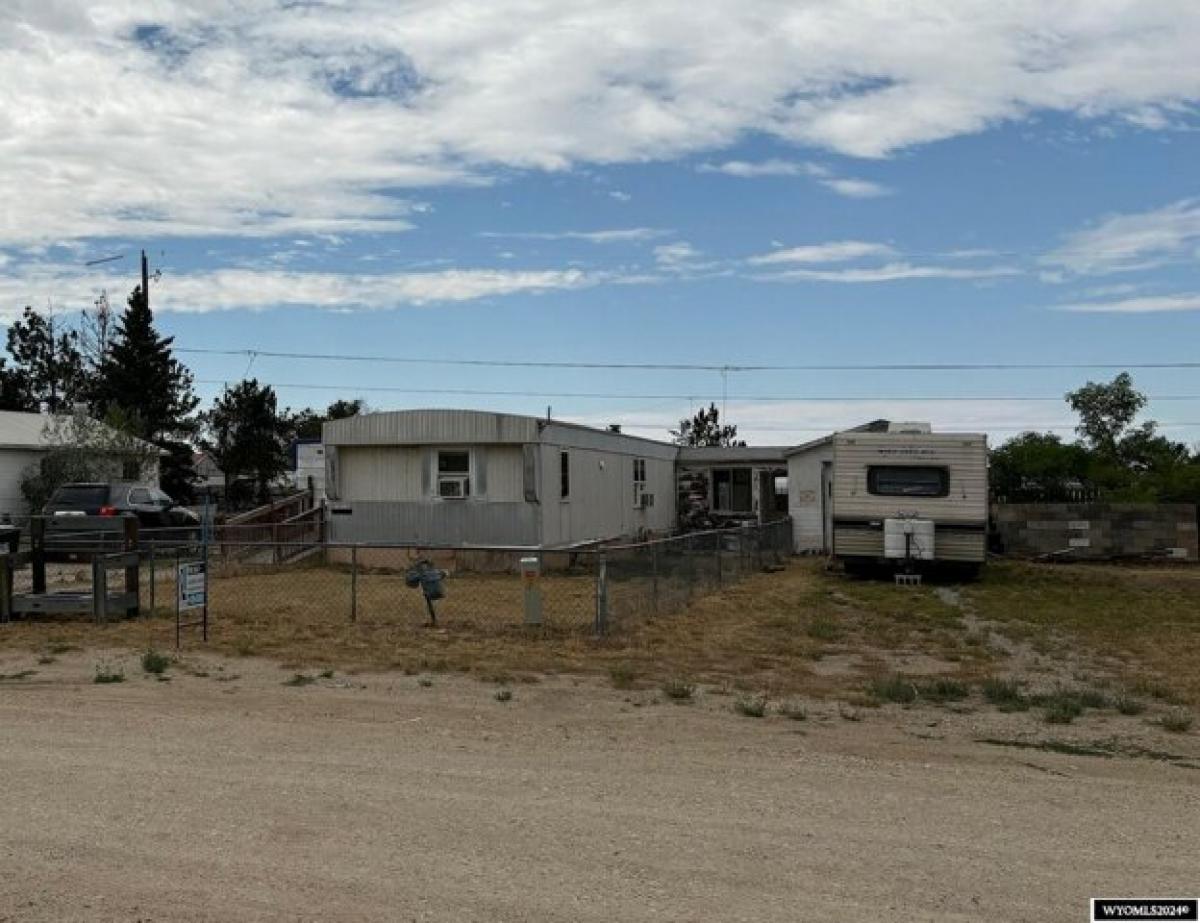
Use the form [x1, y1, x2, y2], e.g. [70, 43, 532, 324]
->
[44, 482, 201, 530]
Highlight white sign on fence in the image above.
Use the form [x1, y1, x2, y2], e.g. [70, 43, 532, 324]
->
[177, 560, 208, 611]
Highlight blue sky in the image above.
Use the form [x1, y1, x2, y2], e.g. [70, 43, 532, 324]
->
[2, 1, 1199, 444]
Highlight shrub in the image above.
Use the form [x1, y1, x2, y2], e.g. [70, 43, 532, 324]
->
[1076, 688, 1110, 710]
[494, 688, 513, 703]
[141, 649, 171, 675]
[418, 677, 434, 688]
[1159, 709, 1194, 734]
[734, 694, 768, 718]
[661, 677, 696, 701]
[867, 675, 918, 705]
[319, 669, 335, 679]
[1113, 694, 1146, 716]
[282, 673, 316, 687]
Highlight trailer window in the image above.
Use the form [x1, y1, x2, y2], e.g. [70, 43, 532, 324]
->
[867, 466, 948, 498]
[712, 468, 753, 512]
[437, 450, 471, 498]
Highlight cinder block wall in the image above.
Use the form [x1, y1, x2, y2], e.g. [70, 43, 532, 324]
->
[992, 503, 1199, 560]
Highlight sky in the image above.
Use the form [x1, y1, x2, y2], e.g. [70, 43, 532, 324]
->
[2, 0, 1200, 446]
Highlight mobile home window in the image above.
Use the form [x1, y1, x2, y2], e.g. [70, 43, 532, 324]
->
[560, 450, 570, 499]
[632, 458, 647, 506]
[712, 468, 753, 512]
[867, 466, 948, 498]
[437, 450, 471, 498]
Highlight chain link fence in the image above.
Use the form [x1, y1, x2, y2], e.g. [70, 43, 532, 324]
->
[4, 518, 792, 637]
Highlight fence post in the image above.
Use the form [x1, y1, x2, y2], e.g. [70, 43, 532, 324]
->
[93, 558, 108, 624]
[149, 547, 156, 618]
[594, 554, 608, 636]
[650, 541, 659, 615]
[350, 544, 358, 623]
[0, 553, 11, 623]
[273, 522, 281, 565]
[715, 533, 723, 588]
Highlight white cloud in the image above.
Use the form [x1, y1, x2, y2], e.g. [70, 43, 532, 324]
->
[698, 159, 819, 178]
[1054, 292, 1200, 313]
[760, 262, 1020, 283]
[698, 159, 892, 197]
[3, 2, 1200, 245]
[479, 228, 668, 243]
[748, 241, 897, 265]
[0, 264, 602, 317]
[1043, 199, 1200, 275]
[820, 177, 892, 199]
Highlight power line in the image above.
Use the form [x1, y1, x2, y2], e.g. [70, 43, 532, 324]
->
[191, 379, 1200, 404]
[178, 347, 1200, 373]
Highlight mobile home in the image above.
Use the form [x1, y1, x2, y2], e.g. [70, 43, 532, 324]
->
[829, 425, 988, 571]
[322, 409, 676, 547]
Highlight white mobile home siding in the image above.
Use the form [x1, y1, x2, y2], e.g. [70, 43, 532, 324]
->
[832, 433, 988, 562]
[786, 443, 832, 553]
[539, 424, 676, 547]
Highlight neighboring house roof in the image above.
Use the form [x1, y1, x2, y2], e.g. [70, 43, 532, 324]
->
[0, 409, 160, 454]
[783, 419, 892, 456]
[677, 445, 789, 465]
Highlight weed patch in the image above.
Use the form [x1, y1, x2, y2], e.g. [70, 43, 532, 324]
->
[661, 677, 696, 701]
[982, 678, 1029, 712]
[867, 675, 917, 705]
[94, 664, 125, 684]
[609, 663, 637, 690]
[282, 673, 316, 687]
[918, 678, 970, 704]
[141, 649, 171, 675]
[734, 694, 768, 718]
[1159, 709, 1194, 734]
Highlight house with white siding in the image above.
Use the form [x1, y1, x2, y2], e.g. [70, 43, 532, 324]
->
[323, 409, 676, 547]
[0, 409, 161, 520]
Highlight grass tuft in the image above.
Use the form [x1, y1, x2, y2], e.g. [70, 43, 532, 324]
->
[319, 669, 335, 679]
[867, 675, 918, 705]
[494, 687, 513, 703]
[418, 677, 434, 688]
[982, 678, 1029, 712]
[778, 700, 807, 721]
[661, 677, 696, 701]
[94, 664, 125, 684]
[282, 673, 316, 687]
[1113, 694, 1146, 716]
[917, 678, 970, 704]
[1159, 708, 1194, 734]
[141, 649, 171, 675]
[805, 614, 841, 641]
[734, 694, 768, 718]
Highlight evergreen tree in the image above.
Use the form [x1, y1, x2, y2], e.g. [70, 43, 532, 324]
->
[670, 403, 745, 447]
[0, 306, 85, 412]
[91, 285, 199, 441]
[204, 379, 290, 506]
[91, 285, 200, 497]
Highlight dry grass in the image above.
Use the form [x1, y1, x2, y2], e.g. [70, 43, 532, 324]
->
[0, 558, 1196, 704]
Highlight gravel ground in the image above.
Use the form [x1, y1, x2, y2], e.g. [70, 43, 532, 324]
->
[0, 651, 1197, 922]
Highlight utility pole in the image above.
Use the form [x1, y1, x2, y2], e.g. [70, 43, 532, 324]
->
[141, 249, 150, 311]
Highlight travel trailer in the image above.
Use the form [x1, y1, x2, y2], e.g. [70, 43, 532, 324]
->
[829, 424, 988, 573]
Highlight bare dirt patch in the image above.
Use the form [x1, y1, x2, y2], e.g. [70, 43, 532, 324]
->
[0, 650, 1197, 922]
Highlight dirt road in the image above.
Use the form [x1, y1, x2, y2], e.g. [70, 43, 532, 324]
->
[1, 652, 1197, 922]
